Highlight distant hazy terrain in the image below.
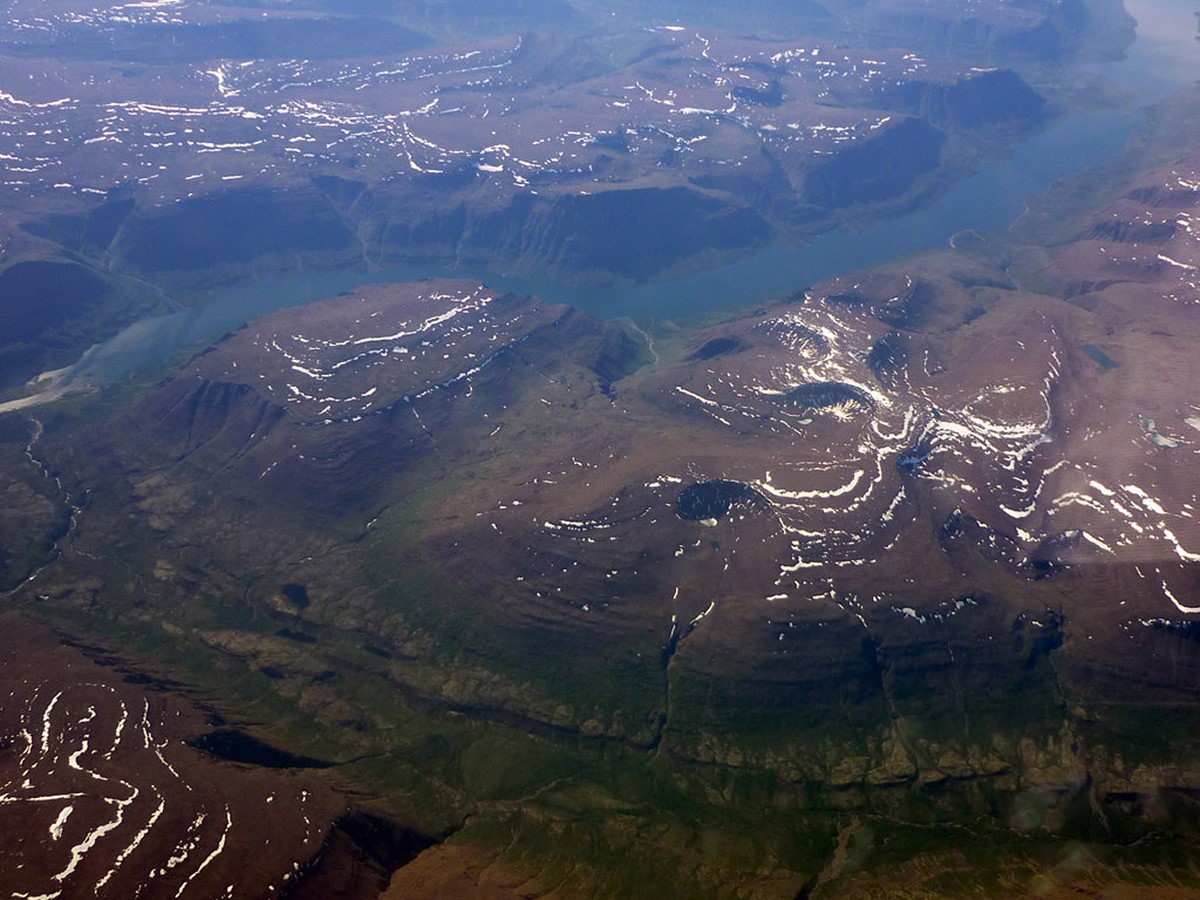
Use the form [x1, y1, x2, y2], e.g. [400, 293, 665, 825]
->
[0, 0, 1120, 391]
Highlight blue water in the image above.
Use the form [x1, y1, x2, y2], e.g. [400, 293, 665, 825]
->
[68, 0, 1197, 384]
[500, 109, 1141, 320]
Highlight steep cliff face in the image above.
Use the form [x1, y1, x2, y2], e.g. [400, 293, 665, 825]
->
[803, 118, 946, 208]
[464, 187, 772, 280]
[883, 68, 1048, 130]
[0, 261, 113, 388]
[854, 0, 1107, 60]
[111, 188, 362, 277]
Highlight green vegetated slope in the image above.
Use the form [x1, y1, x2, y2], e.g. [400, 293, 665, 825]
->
[11, 136, 1200, 893]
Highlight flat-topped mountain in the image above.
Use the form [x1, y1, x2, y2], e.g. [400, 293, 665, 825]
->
[17, 145, 1200, 887]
